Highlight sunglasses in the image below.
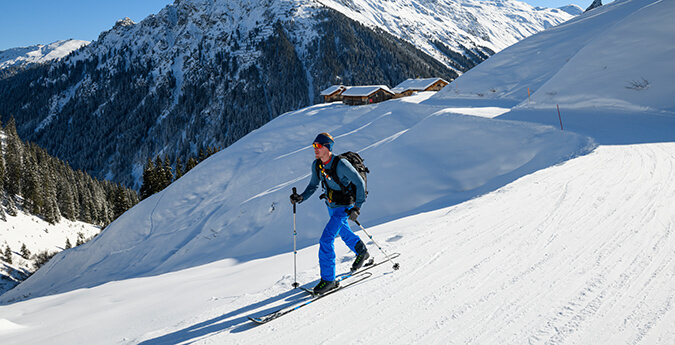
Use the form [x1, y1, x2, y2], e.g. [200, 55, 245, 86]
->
[313, 143, 326, 149]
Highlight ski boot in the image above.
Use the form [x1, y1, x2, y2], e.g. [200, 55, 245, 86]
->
[351, 241, 371, 271]
[313, 279, 339, 295]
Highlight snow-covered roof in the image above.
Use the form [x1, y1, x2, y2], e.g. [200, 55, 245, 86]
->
[320, 85, 346, 96]
[391, 78, 448, 93]
[341, 85, 394, 97]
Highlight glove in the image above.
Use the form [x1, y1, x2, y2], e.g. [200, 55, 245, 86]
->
[290, 193, 303, 204]
[348, 207, 360, 222]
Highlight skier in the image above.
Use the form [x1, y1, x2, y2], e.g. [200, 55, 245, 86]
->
[290, 132, 370, 294]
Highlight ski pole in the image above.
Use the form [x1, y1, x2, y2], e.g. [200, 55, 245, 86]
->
[354, 220, 400, 270]
[292, 187, 300, 288]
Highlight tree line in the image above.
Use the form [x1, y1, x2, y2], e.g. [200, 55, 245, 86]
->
[0, 117, 139, 226]
[139, 146, 220, 200]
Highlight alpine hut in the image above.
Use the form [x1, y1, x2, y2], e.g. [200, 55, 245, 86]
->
[341, 85, 395, 106]
[321, 85, 348, 102]
[392, 78, 449, 98]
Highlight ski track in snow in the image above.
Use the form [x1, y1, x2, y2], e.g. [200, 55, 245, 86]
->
[133, 143, 674, 344]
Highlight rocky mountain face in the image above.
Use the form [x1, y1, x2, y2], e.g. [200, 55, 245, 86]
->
[0, 0, 574, 187]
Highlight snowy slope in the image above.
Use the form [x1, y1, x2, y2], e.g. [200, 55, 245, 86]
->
[0, 207, 100, 294]
[0, 91, 594, 302]
[1, 0, 674, 343]
[434, 0, 674, 112]
[0, 39, 89, 70]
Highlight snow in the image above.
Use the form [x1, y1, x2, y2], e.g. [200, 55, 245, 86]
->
[340, 85, 394, 97]
[318, 0, 575, 61]
[0, 205, 101, 295]
[320, 85, 345, 96]
[391, 78, 448, 93]
[558, 4, 584, 16]
[1, 0, 674, 344]
[0, 210, 100, 258]
[0, 39, 89, 70]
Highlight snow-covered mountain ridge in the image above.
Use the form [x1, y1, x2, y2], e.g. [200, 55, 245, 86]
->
[0, 39, 89, 71]
[317, 0, 576, 67]
[0, 0, 573, 189]
[1, 0, 674, 343]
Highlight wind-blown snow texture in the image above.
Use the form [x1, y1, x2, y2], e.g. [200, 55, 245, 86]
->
[1, 0, 674, 344]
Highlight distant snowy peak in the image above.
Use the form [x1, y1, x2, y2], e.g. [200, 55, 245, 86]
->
[558, 4, 584, 16]
[114, 17, 137, 29]
[0, 39, 90, 70]
[315, 0, 576, 69]
[82, 0, 574, 73]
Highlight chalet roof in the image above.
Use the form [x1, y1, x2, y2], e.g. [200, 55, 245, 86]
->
[320, 85, 347, 96]
[391, 78, 448, 93]
[341, 85, 394, 97]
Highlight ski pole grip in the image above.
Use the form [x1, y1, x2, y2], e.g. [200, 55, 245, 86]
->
[292, 187, 297, 212]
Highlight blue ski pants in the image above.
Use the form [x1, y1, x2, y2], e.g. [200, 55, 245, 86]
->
[319, 206, 362, 281]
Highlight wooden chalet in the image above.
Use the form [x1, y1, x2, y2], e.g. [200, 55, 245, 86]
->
[391, 78, 449, 98]
[341, 85, 395, 106]
[321, 85, 348, 102]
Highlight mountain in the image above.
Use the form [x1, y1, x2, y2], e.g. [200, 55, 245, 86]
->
[0, 0, 574, 189]
[0, 39, 89, 72]
[318, 0, 575, 68]
[1, 0, 674, 343]
[586, 0, 604, 12]
[558, 4, 584, 15]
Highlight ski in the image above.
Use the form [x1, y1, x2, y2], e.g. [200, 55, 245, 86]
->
[248, 272, 372, 324]
[300, 252, 401, 297]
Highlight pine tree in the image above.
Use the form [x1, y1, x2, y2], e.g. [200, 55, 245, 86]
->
[0, 118, 5, 191]
[76, 232, 86, 246]
[139, 157, 156, 200]
[163, 155, 174, 188]
[21, 148, 43, 215]
[154, 155, 167, 193]
[198, 148, 207, 162]
[185, 157, 198, 173]
[4, 117, 23, 200]
[0, 128, 6, 221]
[58, 180, 78, 221]
[65, 238, 72, 249]
[112, 183, 130, 219]
[39, 151, 60, 224]
[3, 245, 12, 264]
[20, 243, 31, 259]
[175, 156, 183, 180]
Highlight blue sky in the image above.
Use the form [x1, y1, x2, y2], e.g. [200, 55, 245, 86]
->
[0, 0, 171, 50]
[1, 0, 600, 51]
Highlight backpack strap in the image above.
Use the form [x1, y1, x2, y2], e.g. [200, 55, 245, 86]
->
[316, 156, 355, 205]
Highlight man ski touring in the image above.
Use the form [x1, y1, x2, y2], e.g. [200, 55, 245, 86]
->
[290, 132, 370, 294]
